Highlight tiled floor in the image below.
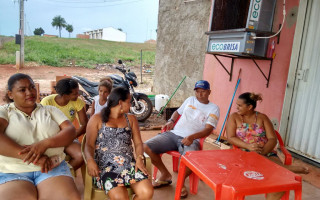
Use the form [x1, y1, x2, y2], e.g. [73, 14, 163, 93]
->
[76, 130, 320, 199]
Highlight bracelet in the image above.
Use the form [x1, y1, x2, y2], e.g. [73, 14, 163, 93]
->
[168, 118, 175, 123]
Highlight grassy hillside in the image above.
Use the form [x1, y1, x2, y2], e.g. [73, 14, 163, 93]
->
[0, 36, 156, 68]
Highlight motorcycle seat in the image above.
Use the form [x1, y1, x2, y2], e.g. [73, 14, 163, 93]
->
[72, 76, 99, 87]
[108, 74, 124, 85]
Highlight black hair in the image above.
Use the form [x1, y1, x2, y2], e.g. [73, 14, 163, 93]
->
[99, 77, 113, 93]
[238, 92, 263, 110]
[4, 73, 34, 103]
[101, 87, 130, 123]
[55, 78, 79, 96]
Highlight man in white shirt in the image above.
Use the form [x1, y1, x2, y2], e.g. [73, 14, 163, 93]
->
[144, 80, 220, 198]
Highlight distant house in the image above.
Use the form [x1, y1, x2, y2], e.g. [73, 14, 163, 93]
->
[83, 27, 126, 42]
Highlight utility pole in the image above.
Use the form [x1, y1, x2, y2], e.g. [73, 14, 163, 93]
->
[19, 0, 24, 69]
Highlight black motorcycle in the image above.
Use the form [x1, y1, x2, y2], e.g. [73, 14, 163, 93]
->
[72, 60, 153, 122]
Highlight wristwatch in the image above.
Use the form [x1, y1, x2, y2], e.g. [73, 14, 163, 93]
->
[168, 118, 175, 123]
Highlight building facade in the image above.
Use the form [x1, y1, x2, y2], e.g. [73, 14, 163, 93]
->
[153, 0, 212, 107]
[84, 27, 126, 42]
[155, 0, 320, 163]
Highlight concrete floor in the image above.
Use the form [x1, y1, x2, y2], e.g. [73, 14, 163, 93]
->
[76, 130, 320, 200]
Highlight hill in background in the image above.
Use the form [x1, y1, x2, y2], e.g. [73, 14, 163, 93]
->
[0, 36, 156, 68]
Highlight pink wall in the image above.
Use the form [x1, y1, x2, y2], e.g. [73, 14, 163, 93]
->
[204, 0, 300, 136]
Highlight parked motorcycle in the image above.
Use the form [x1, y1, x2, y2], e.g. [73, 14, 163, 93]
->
[72, 60, 153, 122]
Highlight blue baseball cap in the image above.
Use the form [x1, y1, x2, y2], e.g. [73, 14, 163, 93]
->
[194, 80, 210, 90]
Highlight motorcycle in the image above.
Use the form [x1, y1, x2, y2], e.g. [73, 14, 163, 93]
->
[72, 60, 153, 122]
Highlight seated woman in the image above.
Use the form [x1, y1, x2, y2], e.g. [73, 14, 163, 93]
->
[226, 92, 309, 200]
[41, 78, 88, 170]
[0, 73, 80, 200]
[85, 87, 153, 200]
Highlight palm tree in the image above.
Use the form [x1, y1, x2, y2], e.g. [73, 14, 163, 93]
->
[66, 24, 73, 38]
[51, 15, 67, 38]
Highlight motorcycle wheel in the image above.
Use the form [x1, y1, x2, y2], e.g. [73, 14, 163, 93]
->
[130, 95, 153, 122]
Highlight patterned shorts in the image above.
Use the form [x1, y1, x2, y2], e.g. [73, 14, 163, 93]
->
[94, 166, 148, 194]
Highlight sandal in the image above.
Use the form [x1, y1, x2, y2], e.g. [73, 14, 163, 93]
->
[152, 179, 172, 188]
[180, 186, 188, 199]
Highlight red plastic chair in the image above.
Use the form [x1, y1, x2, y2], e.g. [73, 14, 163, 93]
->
[153, 115, 208, 194]
[274, 130, 292, 165]
[274, 130, 293, 200]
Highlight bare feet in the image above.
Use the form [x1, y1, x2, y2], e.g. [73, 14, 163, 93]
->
[288, 165, 310, 174]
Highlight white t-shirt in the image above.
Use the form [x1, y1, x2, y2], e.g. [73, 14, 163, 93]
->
[0, 103, 68, 173]
[93, 95, 108, 114]
[171, 96, 220, 138]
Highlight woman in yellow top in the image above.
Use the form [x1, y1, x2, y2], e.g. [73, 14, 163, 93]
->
[41, 78, 88, 170]
[0, 73, 80, 199]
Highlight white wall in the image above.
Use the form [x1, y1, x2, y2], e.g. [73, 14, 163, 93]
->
[84, 27, 126, 42]
[102, 27, 126, 42]
[153, 0, 212, 107]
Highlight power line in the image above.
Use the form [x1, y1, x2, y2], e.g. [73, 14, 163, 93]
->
[27, 21, 32, 36]
[38, 0, 144, 7]
[43, 0, 131, 3]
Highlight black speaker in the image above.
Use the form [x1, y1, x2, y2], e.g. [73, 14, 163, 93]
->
[15, 34, 21, 44]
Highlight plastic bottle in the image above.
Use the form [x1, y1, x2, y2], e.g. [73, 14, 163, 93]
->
[267, 39, 275, 58]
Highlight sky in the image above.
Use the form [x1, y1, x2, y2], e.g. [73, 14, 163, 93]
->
[0, 0, 159, 43]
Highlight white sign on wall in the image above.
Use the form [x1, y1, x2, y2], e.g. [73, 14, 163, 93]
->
[210, 42, 240, 52]
[250, 0, 263, 22]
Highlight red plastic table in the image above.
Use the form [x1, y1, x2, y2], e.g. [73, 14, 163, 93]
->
[175, 149, 302, 200]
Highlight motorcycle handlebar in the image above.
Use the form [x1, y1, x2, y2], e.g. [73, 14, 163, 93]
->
[115, 66, 126, 73]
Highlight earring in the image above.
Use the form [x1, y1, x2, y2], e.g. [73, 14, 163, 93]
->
[120, 105, 124, 114]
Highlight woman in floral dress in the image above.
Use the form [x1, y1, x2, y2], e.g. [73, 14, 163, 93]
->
[85, 87, 153, 200]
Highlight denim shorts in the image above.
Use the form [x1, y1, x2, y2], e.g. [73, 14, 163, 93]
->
[145, 131, 200, 155]
[0, 161, 72, 186]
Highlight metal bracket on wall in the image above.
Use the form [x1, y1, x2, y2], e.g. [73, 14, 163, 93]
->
[210, 53, 273, 88]
[249, 56, 273, 88]
[213, 54, 234, 81]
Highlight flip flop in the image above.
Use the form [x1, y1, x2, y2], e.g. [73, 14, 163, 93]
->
[152, 179, 172, 188]
[180, 186, 188, 199]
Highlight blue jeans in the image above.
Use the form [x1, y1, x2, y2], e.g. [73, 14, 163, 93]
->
[0, 161, 72, 186]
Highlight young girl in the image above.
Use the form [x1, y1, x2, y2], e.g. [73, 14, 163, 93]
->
[85, 87, 153, 200]
[90, 77, 113, 116]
